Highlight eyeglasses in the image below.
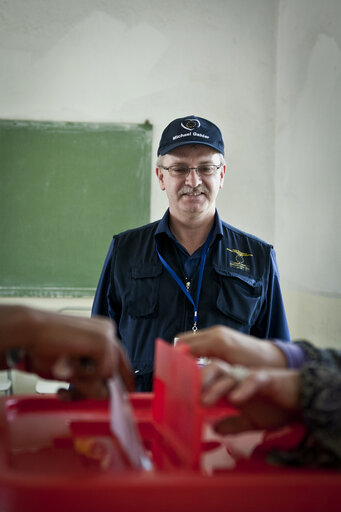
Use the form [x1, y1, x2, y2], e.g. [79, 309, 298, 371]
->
[160, 164, 222, 178]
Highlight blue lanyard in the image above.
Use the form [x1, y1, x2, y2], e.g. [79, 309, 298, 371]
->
[156, 230, 213, 332]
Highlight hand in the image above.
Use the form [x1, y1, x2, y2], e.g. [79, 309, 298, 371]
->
[176, 325, 287, 368]
[0, 306, 134, 398]
[201, 359, 301, 434]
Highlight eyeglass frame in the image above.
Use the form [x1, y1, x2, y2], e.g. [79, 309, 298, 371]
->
[159, 163, 223, 178]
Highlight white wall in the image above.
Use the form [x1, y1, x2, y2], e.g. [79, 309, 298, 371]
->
[0, 0, 278, 241]
[275, 0, 341, 347]
[0, 0, 340, 354]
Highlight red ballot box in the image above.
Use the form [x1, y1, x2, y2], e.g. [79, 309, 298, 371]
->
[0, 339, 340, 512]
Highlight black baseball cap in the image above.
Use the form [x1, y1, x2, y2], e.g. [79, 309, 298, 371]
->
[157, 115, 224, 156]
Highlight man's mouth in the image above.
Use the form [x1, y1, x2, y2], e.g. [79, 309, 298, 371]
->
[180, 188, 207, 197]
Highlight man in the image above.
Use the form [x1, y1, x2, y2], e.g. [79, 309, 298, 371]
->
[0, 305, 133, 399]
[92, 115, 290, 391]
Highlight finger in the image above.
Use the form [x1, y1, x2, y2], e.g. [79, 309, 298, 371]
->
[177, 331, 224, 358]
[228, 372, 269, 403]
[176, 326, 221, 345]
[52, 344, 133, 393]
[94, 338, 134, 390]
[201, 360, 233, 389]
[201, 364, 220, 390]
[202, 374, 240, 406]
[31, 315, 117, 358]
[61, 378, 110, 400]
[57, 388, 74, 402]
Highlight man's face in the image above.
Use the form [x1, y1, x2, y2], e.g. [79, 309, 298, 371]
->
[156, 144, 226, 218]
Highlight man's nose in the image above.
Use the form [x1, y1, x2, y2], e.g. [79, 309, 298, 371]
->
[185, 168, 202, 187]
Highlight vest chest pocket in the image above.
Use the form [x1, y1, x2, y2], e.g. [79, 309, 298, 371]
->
[213, 265, 263, 326]
[128, 264, 162, 318]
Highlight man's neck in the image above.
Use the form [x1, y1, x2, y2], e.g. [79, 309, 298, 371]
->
[168, 210, 215, 255]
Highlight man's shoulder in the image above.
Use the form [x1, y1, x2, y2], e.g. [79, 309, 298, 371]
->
[220, 220, 273, 250]
[114, 220, 161, 241]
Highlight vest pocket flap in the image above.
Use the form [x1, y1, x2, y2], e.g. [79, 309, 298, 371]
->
[129, 264, 162, 317]
[214, 266, 262, 325]
[213, 264, 258, 287]
[131, 264, 163, 279]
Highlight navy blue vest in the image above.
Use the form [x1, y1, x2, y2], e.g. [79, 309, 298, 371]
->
[102, 217, 289, 391]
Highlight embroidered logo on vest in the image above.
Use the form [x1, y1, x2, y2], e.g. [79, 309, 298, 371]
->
[226, 248, 253, 271]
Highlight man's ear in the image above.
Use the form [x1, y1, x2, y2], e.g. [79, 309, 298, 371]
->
[156, 167, 166, 191]
[219, 164, 226, 189]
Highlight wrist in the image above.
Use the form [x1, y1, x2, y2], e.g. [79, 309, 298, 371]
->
[271, 369, 301, 410]
[228, 331, 287, 368]
[258, 340, 288, 368]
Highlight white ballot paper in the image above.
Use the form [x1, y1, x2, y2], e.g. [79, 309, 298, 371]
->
[108, 375, 153, 471]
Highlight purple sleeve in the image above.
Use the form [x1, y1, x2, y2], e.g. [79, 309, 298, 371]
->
[273, 340, 307, 368]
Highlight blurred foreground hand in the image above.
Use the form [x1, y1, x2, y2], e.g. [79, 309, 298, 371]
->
[0, 305, 133, 399]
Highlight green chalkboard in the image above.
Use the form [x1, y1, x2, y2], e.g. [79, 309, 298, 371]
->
[0, 119, 152, 296]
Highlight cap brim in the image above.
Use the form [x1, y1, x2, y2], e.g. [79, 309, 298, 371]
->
[158, 140, 224, 156]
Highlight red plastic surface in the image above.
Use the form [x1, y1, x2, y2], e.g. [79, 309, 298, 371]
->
[0, 339, 340, 512]
[153, 338, 239, 469]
